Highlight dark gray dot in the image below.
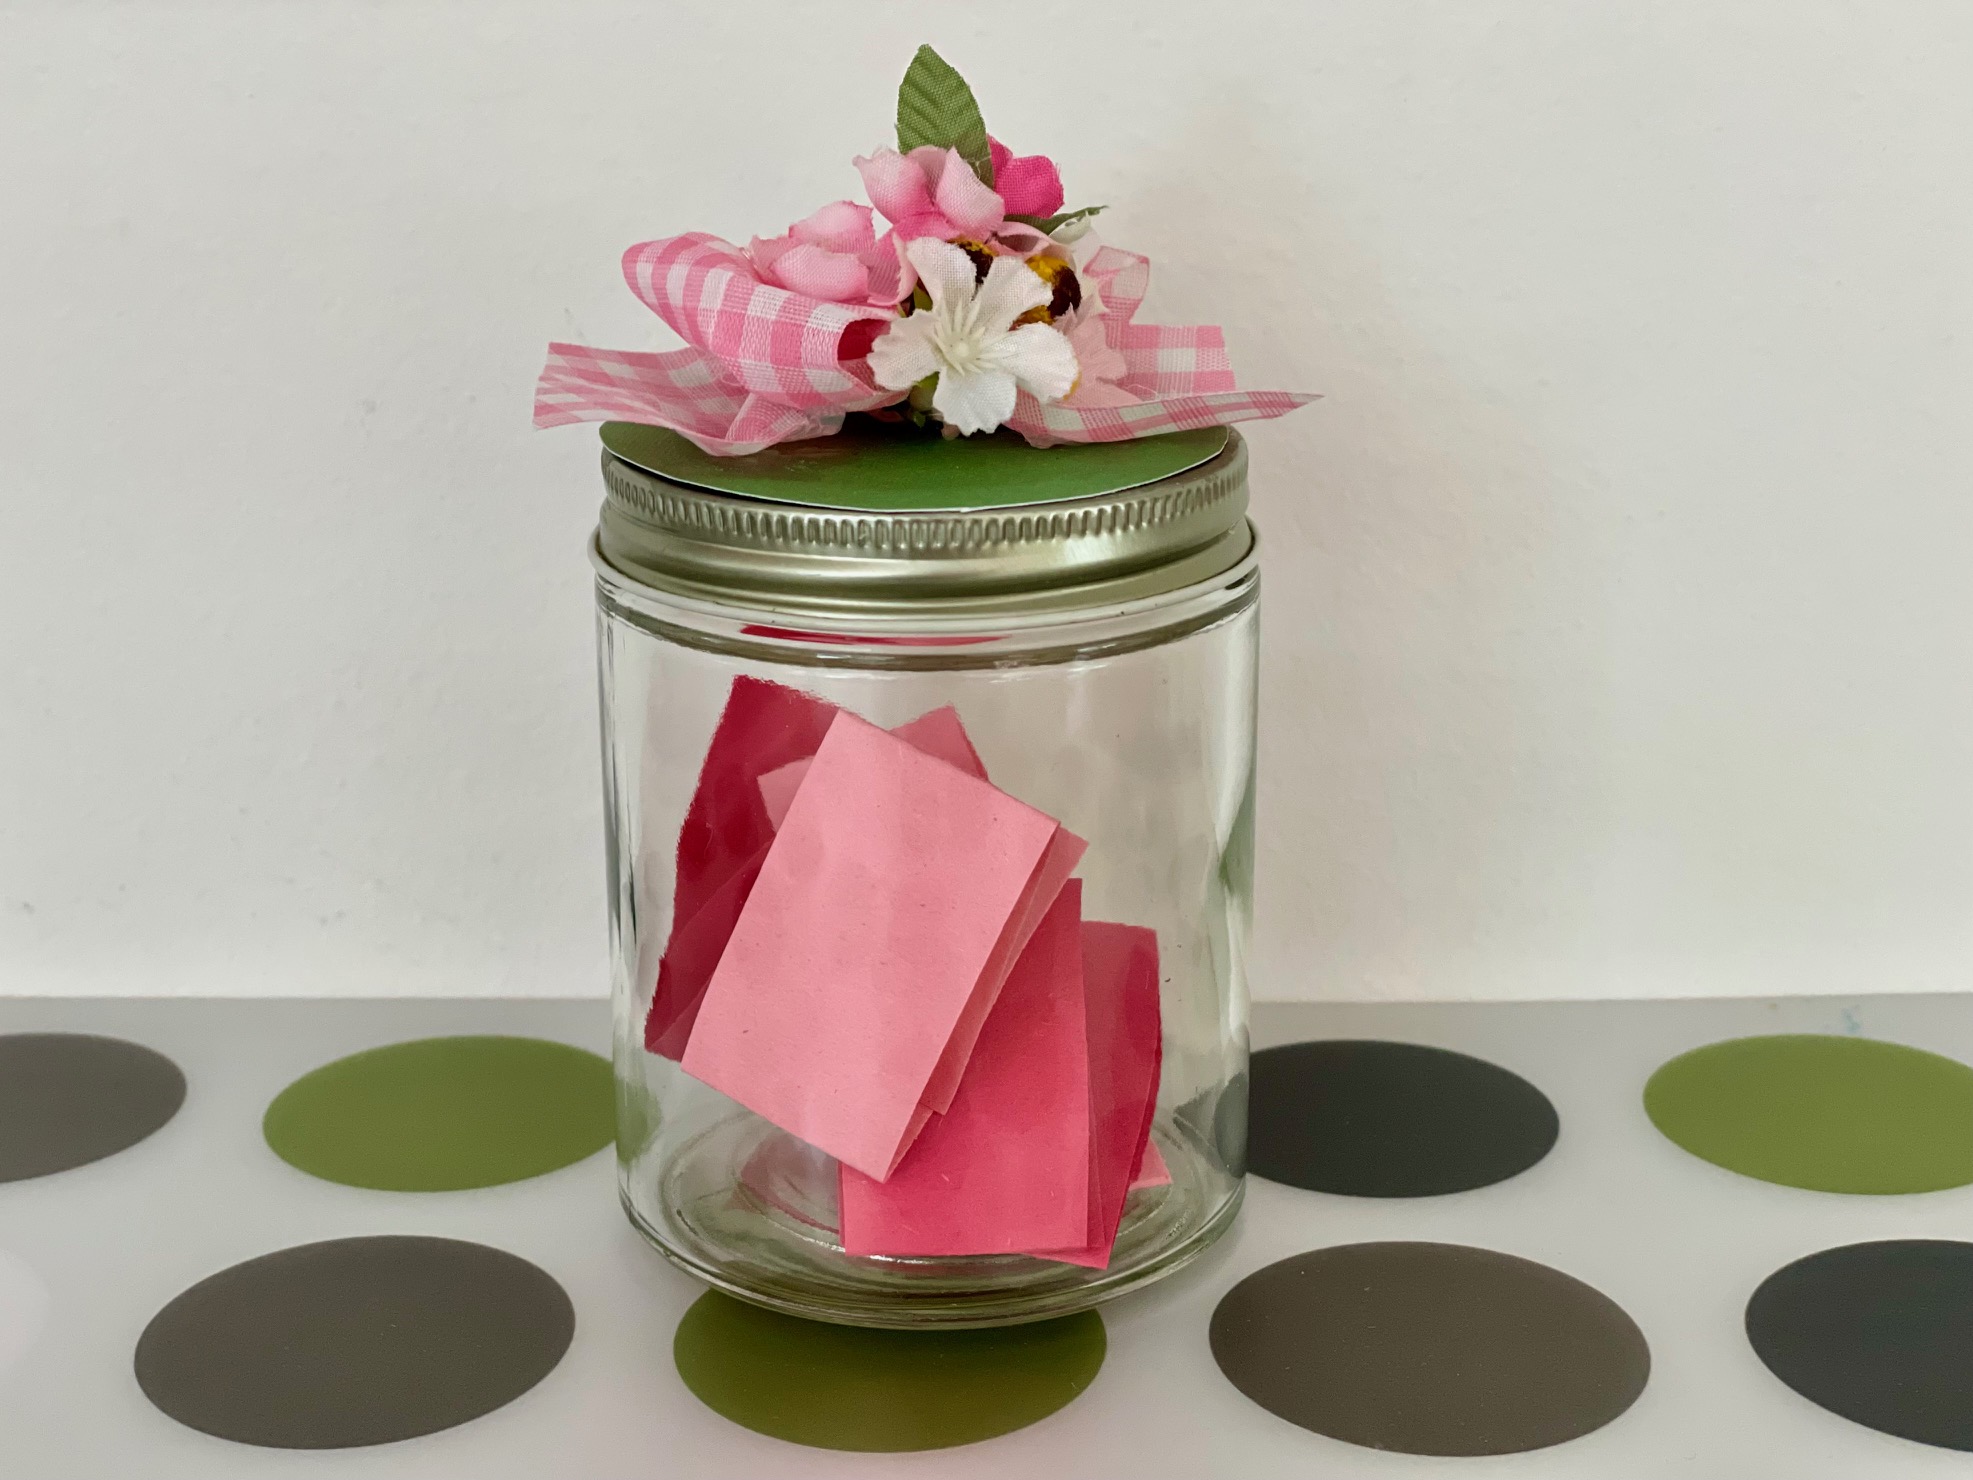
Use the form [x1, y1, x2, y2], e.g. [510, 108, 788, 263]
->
[1748, 1240, 1973, 1451]
[0, 1034, 185, 1182]
[135, 1236, 573, 1449]
[1248, 1040, 1557, 1196]
[1211, 1242, 1650, 1455]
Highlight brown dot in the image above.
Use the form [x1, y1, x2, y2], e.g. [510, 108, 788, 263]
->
[0, 1034, 184, 1182]
[1211, 1242, 1650, 1455]
[135, 1236, 573, 1449]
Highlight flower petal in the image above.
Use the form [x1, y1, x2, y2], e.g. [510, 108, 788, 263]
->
[765, 242, 871, 304]
[888, 210, 962, 243]
[990, 322, 1080, 403]
[865, 229, 913, 304]
[904, 237, 982, 309]
[793, 200, 876, 256]
[932, 364, 1019, 435]
[854, 149, 935, 227]
[747, 232, 797, 277]
[972, 254, 1052, 331]
[995, 153, 1064, 218]
[931, 147, 1006, 236]
[867, 315, 941, 391]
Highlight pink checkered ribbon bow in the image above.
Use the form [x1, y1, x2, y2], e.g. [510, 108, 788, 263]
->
[535, 234, 899, 455]
[535, 233, 1313, 455]
[1005, 245, 1315, 446]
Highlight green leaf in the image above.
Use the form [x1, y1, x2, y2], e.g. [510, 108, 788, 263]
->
[895, 45, 993, 188]
[1005, 205, 1107, 235]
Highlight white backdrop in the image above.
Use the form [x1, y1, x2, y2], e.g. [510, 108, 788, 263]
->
[4, 2, 1970, 1003]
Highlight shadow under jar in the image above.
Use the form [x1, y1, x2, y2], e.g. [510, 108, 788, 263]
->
[595, 427, 1257, 1328]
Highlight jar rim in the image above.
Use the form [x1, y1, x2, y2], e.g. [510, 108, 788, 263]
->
[593, 429, 1251, 620]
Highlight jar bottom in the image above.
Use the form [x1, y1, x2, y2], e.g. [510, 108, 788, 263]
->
[620, 1113, 1243, 1329]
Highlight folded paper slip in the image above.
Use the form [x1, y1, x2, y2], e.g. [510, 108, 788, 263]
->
[644, 678, 839, 1057]
[1032, 920, 1163, 1267]
[838, 882, 1092, 1256]
[682, 710, 1083, 1180]
[649, 698, 988, 1059]
[756, 705, 1080, 1123]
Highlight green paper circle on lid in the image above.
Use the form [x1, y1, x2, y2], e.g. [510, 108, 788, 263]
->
[673, 1291, 1105, 1451]
[1645, 1034, 1973, 1194]
[601, 420, 1228, 511]
[264, 1035, 614, 1191]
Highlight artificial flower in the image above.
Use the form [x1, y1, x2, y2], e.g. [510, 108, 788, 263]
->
[854, 146, 1007, 243]
[748, 201, 911, 308]
[987, 137, 1063, 219]
[869, 237, 1078, 435]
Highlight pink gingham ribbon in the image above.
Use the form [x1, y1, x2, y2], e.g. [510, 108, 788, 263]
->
[534, 234, 901, 455]
[535, 236, 1314, 455]
[1004, 246, 1316, 446]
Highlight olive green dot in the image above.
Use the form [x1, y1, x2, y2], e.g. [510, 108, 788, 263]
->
[264, 1036, 614, 1191]
[674, 1292, 1105, 1451]
[1645, 1034, 1973, 1194]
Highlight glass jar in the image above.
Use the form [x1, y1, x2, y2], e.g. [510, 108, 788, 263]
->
[595, 426, 1257, 1327]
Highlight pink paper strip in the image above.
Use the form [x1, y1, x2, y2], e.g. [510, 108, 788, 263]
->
[916, 824, 1086, 1116]
[682, 712, 1070, 1180]
[1032, 920, 1163, 1267]
[838, 882, 1092, 1255]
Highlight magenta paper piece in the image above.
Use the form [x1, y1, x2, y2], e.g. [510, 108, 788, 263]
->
[645, 845, 769, 1058]
[641, 677, 841, 1060]
[1034, 920, 1163, 1268]
[887, 705, 987, 777]
[1130, 1138, 1171, 1193]
[838, 882, 1092, 1256]
[758, 704, 985, 830]
[755, 761, 809, 833]
[681, 711, 1072, 1180]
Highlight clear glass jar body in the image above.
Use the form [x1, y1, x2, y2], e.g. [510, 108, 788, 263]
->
[598, 549, 1256, 1328]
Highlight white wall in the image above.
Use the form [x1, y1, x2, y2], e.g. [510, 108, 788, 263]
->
[4, 2, 1971, 1002]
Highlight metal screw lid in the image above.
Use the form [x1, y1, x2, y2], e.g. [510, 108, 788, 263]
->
[595, 429, 1252, 619]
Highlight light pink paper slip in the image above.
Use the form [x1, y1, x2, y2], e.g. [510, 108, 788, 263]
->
[839, 883, 1092, 1256]
[651, 692, 995, 1059]
[681, 710, 1078, 1180]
